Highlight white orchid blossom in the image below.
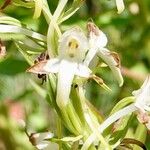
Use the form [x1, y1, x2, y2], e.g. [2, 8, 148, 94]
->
[28, 27, 91, 108]
[132, 76, 150, 113]
[82, 76, 150, 149]
[29, 132, 54, 150]
[84, 22, 123, 86]
[115, 0, 125, 14]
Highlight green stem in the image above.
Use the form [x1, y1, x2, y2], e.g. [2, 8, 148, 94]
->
[61, 107, 79, 134]
[78, 86, 112, 150]
[66, 103, 82, 134]
[57, 117, 62, 150]
[133, 123, 147, 150]
[47, 0, 68, 57]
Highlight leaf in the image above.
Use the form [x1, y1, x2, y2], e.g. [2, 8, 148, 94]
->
[0, 57, 28, 75]
[110, 97, 135, 115]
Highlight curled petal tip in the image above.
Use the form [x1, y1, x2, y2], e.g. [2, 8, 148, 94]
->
[116, 0, 125, 14]
[119, 79, 124, 87]
[26, 61, 48, 74]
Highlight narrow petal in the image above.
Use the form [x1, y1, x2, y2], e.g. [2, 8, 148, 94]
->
[116, 0, 125, 14]
[98, 48, 123, 86]
[132, 76, 150, 96]
[56, 59, 77, 108]
[75, 63, 91, 78]
[27, 60, 49, 74]
[27, 58, 60, 74]
[84, 48, 98, 66]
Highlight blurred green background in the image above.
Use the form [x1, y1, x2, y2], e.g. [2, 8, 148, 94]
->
[0, 0, 150, 149]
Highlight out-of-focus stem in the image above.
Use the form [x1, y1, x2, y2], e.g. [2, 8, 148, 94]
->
[133, 123, 147, 150]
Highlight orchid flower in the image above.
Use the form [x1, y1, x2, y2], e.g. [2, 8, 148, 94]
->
[29, 132, 55, 150]
[84, 22, 123, 86]
[132, 76, 150, 113]
[82, 76, 150, 149]
[115, 0, 125, 14]
[27, 27, 92, 108]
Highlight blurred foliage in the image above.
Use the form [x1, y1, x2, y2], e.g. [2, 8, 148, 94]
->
[0, 0, 150, 149]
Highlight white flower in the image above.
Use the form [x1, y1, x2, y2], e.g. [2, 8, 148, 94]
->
[27, 27, 91, 108]
[29, 132, 54, 150]
[132, 76, 150, 113]
[115, 0, 125, 14]
[84, 22, 123, 86]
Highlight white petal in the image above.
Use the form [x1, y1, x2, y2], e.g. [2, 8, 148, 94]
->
[87, 22, 108, 49]
[37, 132, 54, 143]
[27, 61, 50, 74]
[84, 48, 98, 66]
[56, 59, 77, 108]
[133, 76, 150, 112]
[75, 64, 91, 78]
[43, 58, 60, 73]
[31, 132, 54, 145]
[116, 0, 125, 14]
[132, 76, 150, 96]
[98, 48, 123, 86]
[36, 141, 49, 150]
[95, 30, 108, 48]
[84, 22, 108, 66]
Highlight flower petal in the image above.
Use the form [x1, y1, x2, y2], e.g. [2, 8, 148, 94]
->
[27, 60, 49, 74]
[87, 22, 108, 48]
[97, 48, 123, 86]
[29, 132, 54, 149]
[27, 58, 60, 74]
[116, 0, 125, 14]
[56, 59, 77, 108]
[75, 64, 91, 78]
[36, 142, 50, 150]
[132, 76, 150, 96]
[43, 58, 60, 73]
[84, 22, 108, 66]
[133, 76, 150, 112]
[84, 48, 98, 66]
